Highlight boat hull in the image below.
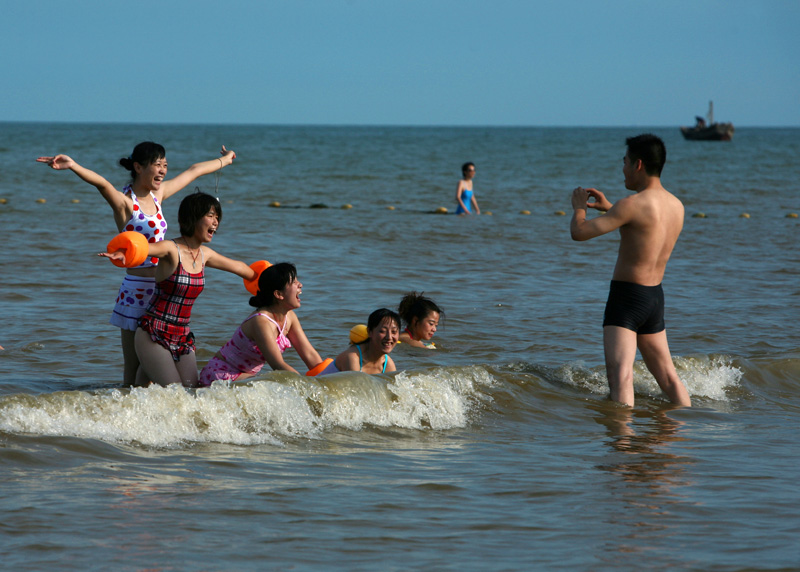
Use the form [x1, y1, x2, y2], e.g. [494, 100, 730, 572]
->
[680, 123, 735, 141]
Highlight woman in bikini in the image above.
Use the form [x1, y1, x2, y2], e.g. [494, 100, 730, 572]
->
[38, 142, 236, 385]
[319, 309, 399, 375]
[100, 191, 257, 387]
[198, 262, 324, 385]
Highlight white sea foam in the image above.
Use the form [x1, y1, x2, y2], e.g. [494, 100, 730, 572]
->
[672, 354, 743, 400]
[556, 354, 742, 402]
[0, 367, 494, 447]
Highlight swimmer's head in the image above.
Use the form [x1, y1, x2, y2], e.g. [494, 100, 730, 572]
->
[119, 142, 166, 181]
[462, 162, 476, 177]
[178, 190, 222, 237]
[366, 308, 400, 352]
[398, 291, 443, 340]
[250, 262, 297, 308]
[625, 134, 666, 176]
[367, 308, 400, 333]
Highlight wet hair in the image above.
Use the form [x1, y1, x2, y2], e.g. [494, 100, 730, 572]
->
[626, 134, 666, 176]
[366, 308, 401, 337]
[178, 191, 222, 237]
[398, 291, 443, 329]
[249, 263, 297, 308]
[462, 162, 475, 176]
[118, 142, 166, 181]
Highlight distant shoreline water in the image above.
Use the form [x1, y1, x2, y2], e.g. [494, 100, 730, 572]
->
[5, 119, 799, 128]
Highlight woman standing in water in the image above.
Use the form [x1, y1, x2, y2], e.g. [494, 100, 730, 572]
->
[100, 191, 258, 387]
[455, 161, 480, 215]
[38, 142, 235, 384]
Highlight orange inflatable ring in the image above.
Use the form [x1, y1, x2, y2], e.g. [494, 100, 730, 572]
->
[243, 260, 271, 295]
[107, 231, 149, 268]
[306, 358, 333, 377]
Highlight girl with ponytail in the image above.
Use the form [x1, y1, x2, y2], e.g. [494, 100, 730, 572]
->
[199, 263, 323, 385]
[38, 142, 236, 385]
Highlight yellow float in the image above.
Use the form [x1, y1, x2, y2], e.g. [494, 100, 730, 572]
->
[349, 324, 369, 344]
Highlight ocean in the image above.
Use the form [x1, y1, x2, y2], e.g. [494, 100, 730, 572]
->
[0, 122, 798, 571]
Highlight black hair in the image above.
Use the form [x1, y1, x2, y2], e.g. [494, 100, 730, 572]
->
[249, 263, 297, 308]
[178, 191, 222, 237]
[398, 291, 443, 329]
[366, 308, 401, 337]
[625, 134, 666, 176]
[118, 142, 166, 182]
[462, 162, 475, 176]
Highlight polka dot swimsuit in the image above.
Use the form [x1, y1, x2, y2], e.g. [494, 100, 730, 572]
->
[123, 184, 167, 268]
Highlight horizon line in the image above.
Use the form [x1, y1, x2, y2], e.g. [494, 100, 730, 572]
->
[2, 119, 798, 129]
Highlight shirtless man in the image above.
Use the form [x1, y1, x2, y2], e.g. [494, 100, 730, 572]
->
[570, 134, 691, 407]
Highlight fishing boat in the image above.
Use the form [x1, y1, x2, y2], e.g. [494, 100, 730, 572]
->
[680, 101, 734, 141]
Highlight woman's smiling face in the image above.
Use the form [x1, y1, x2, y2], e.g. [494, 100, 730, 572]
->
[370, 317, 399, 354]
[136, 157, 168, 190]
[411, 311, 440, 341]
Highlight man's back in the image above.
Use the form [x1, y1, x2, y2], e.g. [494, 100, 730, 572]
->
[612, 185, 684, 286]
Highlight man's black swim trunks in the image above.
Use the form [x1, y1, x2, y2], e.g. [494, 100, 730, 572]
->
[603, 280, 665, 334]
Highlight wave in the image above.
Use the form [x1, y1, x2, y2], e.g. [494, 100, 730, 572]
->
[532, 353, 745, 402]
[0, 367, 496, 448]
[4, 353, 795, 447]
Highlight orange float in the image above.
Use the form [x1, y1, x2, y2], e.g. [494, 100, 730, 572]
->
[106, 231, 149, 268]
[306, 358, 334, 377]
[243, 260, 271, 295]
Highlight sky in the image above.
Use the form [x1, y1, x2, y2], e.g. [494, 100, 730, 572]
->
[2, 0, 798, 127]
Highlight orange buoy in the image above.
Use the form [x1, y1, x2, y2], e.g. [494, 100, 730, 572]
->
[243, 260, 271, 295]
[106, 231, 149, 268]
[306, 358, 334, 377]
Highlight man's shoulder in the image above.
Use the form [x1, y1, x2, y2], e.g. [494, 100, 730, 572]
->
[635, 186, 683, 207]
[654, 187, 684, 213]
[615, 188, 682, 230]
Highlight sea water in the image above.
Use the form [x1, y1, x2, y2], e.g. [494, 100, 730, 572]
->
[0, 123, 798, 570]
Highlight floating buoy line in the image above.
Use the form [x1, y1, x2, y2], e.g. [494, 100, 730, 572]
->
[2, 198, 798, 219]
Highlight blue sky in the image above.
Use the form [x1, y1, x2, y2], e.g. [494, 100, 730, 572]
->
[2, 0, 797, 126]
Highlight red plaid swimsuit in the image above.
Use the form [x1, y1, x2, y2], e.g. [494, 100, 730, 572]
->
[138, 241, 205, 361]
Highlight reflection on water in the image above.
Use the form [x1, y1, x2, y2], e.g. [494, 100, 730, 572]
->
[592, 402, 696, 564]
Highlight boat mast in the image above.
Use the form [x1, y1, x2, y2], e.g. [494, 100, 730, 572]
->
[707, 100, 714, 125]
